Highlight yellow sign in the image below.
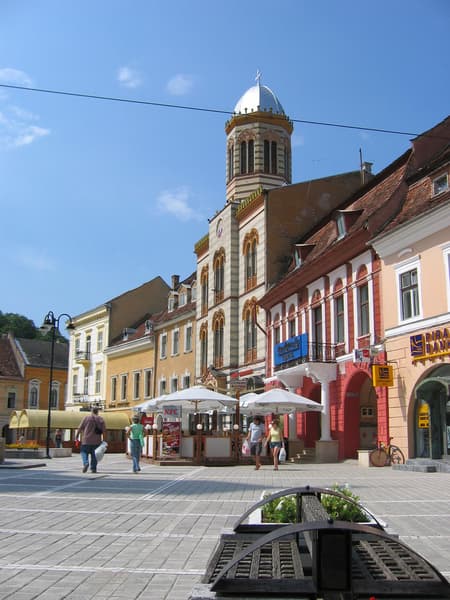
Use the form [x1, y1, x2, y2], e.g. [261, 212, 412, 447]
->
[417, 404, 430, 428]
[372, 364, 394, 387]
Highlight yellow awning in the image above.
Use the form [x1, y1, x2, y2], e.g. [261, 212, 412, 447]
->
[8, 411, 20, 429]
[9, 410, 130, 430]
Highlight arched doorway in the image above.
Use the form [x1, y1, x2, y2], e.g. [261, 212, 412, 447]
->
[343, 371, 377, 458]
[413, 365, 450, 459]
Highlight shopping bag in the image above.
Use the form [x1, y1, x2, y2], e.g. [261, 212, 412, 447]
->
[242, 439, 250, 456]
[94, 441, 108, 462]
[279, 447, 286, 462]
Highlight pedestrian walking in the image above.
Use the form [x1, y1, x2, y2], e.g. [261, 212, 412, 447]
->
[54, 428, 63, 448]
[247, 416, 265, 470]
[127, 415, 144, 473]
[76, 407, 106, 473]
[266, 419, 283, 470]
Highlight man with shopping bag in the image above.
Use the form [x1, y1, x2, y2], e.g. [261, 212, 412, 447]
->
[76, 407, 107, 474]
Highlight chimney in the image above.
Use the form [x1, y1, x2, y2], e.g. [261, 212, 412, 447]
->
[361, 161, 373, 184]
[171, 274, 180, 290]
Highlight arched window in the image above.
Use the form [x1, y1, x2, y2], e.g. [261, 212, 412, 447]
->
[356, 266, 370, 337]
[240, 141, 247, 174]
[239, 138, 254, 175]
[243, 229, 259, 291]
[333, 279, 345, 344]
[212, 311, 225, 368]
[264, 140, 278, 174]
[213, 248, 225, 304]
[288, 304, 296, 338]
[273, 313, 281, 345]
[199, 323, 208, 376]
[201, 266, 208, 317]
[50, 382, 59, 409]
[243, 298, 258, 363]
[228, 143, 234, 181]
[29, 380, 40, 409]
[311, 290, 323, 360]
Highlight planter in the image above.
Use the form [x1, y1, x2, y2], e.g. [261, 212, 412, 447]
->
[5, 448, 46, 459]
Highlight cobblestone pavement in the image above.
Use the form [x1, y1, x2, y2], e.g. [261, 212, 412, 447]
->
[0, 454, 448, 599]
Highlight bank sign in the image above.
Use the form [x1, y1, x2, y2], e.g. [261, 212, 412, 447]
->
[274, 333, 308, 367]
[410, 327, 450, 362]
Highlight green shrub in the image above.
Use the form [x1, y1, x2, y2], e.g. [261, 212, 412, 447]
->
[262, 485, 370, 523]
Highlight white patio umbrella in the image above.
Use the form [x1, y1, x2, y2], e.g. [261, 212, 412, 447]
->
[241, 388, 322, 415]
[152, 385, 237, 412]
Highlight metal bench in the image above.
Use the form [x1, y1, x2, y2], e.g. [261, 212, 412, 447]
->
[199, 486, 450, 599]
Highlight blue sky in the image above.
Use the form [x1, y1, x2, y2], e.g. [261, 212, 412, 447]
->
[1, 0, 449, 328]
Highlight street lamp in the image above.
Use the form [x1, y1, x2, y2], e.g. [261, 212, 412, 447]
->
[40, 311, 75, 459]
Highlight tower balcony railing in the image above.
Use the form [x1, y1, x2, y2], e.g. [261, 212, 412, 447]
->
[274, 342, 342, 373]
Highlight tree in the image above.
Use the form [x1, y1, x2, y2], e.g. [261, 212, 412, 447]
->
[0, 312, 38, 339]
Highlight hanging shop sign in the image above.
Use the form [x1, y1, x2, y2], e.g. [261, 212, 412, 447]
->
[274, 333, 308, 367]
[417, 404, 430, 429]
[410, 328, 450, 362]
[353, 348, 371, 363]
[372, 364, 394, 387]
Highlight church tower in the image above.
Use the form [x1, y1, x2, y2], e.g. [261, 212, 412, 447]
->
[195, 75, 293, 391]
[225, 73, 293, 203]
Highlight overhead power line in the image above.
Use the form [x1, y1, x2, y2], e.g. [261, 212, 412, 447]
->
[0, 83, 448, 140]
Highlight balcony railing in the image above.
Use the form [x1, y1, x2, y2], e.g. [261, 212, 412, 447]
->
[72, 394, 90, 404]
[75, 350, 91, 363]
[274, 342, 339, 372]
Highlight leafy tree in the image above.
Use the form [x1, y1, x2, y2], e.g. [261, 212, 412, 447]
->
[0, 312, 38, 339]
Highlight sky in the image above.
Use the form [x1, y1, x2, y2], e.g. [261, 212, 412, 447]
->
[1, 0, 449, 329]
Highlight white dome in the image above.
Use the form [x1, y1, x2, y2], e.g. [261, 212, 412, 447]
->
[234, 84, 285, 115]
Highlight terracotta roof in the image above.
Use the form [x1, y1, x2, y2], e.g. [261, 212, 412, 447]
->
[0, 337, 22, 378]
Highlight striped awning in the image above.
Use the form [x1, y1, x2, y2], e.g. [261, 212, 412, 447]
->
[9, 409, 130, 430]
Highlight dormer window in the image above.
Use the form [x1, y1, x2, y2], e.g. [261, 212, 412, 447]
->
[433, 173, 448, 196]
[293, 244, 315, 268]
[144, 320, 153, 335]
[168, 293, 179, 312]
[335, 209, 363, 239]
[336, 213, 346, 239]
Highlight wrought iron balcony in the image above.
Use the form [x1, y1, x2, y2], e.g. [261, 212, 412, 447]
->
[75, 350, 91, 363]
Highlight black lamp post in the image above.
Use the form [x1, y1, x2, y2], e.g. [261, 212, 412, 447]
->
[40, 311, 74, 459]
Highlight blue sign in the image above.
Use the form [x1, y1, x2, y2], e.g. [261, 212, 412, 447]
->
[274, 333, 308, 367]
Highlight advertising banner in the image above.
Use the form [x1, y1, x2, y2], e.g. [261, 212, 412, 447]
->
[162, 422, 181, 457]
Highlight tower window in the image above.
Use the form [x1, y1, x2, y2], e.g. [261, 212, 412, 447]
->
[240, 139, 254, 175]
[264, 140, 277, 174]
